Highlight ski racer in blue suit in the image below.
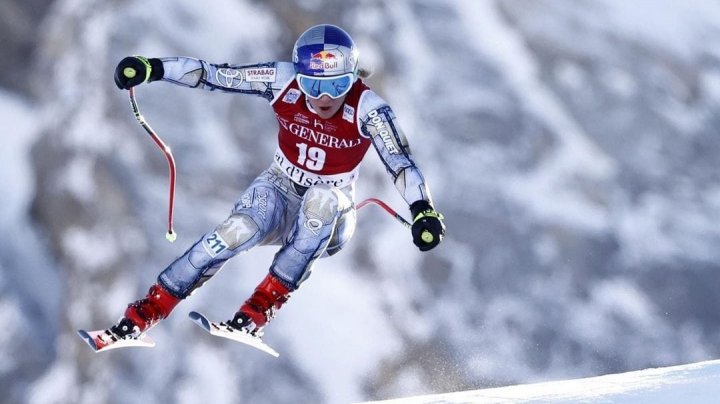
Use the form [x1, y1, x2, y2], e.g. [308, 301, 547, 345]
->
[105, 24, 446, 341]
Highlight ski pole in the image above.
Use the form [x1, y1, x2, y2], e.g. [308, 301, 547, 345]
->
[356, 198, 411, 229]
[357, 198, 437, 244]
[128, 87, 178, 242]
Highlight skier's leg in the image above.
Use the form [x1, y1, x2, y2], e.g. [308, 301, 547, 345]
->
[230, 183, 355, 334]
[116, 174, 287, 336]
[158, 180, 287, 298]
[271, 183, 355, 288]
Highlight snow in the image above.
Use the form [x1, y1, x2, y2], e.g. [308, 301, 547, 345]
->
[456, 0, 617, 234]
[0, 89, 60, 327]
[281, 267, 405, 404]
[598, 0, 720, 59]
[0, 90, 38, 228]
[361, 359, 720, 403]
[27, 361, 79, 404]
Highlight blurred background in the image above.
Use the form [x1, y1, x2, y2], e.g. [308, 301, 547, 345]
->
[3, 0, 720, 403]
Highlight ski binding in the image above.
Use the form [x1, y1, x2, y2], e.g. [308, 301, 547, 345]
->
[188, 311, 280, 357]
[77, 328, 155, 352]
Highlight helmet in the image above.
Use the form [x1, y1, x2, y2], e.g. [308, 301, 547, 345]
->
[293, 24, 359, 99]
[293, 24, 359, 77]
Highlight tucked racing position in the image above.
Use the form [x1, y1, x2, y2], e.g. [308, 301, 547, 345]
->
[88, 24, 445, 349]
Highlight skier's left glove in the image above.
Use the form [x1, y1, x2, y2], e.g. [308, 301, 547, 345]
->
[410, 200, 446, 252]
[114, 56, 164, 89]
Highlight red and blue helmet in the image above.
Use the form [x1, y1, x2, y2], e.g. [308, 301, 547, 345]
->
[293, 24, 359, 99]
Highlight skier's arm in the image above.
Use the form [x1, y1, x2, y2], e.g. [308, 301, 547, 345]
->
[358, 91, 446, 251]
[114, 56, 295, 102]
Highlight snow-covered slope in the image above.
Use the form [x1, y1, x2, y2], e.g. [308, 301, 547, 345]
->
[362, 359, 720, 404]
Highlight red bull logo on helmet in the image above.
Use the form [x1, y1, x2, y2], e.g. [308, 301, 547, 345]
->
[311, 51, 337, 61]
[309, 50, 339, 71]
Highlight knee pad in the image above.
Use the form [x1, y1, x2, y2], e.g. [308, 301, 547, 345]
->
[159, 212, 265, 298]
[301, 184, 351, 226]
[301, 184, 354, 256]
[206, 185, 282, 256]
[212, 213, 261, 251]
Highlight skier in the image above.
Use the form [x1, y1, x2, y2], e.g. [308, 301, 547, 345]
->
[108, 24, 445, 342]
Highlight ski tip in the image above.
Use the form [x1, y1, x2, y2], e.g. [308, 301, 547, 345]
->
[77, 328, 155, 352]
[188, 311, 211, 330]
[263, 346, 280, 358]
[77, 329, 99, 351]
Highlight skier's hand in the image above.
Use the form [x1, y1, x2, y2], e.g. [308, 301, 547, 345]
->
[114, 56, 164, 89]
[410, 200, 445, 251]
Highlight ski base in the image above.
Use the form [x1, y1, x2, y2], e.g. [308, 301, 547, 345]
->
[188, 311, 280, 358]
[77, 328, 155, 352]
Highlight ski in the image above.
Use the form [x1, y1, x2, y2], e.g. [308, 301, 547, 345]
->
[77, 328, 155, 352]
[188, 311, 280, 357]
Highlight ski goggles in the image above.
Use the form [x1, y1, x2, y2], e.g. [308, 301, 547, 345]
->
[296, 73, 355, 99]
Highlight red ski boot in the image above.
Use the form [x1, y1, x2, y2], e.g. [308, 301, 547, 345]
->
[111, 283, 181, 338]
[228, 273, 292, 337]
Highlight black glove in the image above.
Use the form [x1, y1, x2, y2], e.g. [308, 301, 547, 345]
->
[114, 56, 164, 89]
[409, 200, 445, 251]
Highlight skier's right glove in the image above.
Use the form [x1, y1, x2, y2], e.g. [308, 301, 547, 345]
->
[114, 56, 164, 89]
[410, 200, 446, 252]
